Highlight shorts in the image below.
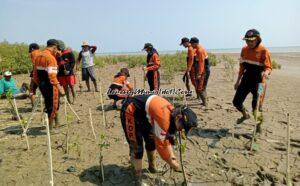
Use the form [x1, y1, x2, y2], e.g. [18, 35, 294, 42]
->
[82, 66, 96, 81]
[58, 75, 76, 86]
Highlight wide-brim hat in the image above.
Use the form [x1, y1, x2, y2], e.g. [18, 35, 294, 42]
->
[81, 41, 89, 47]
[4, 71, 12, 76]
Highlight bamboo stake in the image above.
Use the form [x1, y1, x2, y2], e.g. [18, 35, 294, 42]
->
[88, 108, 97, 140]
[98, 81, 107, 127]
[65, 97, 81, 121]
[178, 132, 188, 186]
[23, 93, 41, 135]
[45, 113, 54, 186]
[64, 97, 69, 154]
[286, 113, 291, 186]
[12, 98, 30, 150]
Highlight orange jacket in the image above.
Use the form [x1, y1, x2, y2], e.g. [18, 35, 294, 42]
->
[33, 48, 59, 86]
[186, 45, 195, 72]
[193, 44, 208, 75]
[146, 53, 160, 71]
[112, 75, 133, 90]
[239, 44, 272, 77]
[146, 95, 174, 161]
[30, 50, 42, 65]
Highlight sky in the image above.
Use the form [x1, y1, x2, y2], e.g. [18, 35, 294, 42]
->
[0, 0, 299, 53]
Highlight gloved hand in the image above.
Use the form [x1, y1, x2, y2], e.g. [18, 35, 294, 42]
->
[167, 135, 176, 146]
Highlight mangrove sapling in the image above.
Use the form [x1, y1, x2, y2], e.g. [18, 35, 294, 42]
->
[44, 113, 54, 186]
[98, 134, 110, 183]
[178, 132, 188, 186]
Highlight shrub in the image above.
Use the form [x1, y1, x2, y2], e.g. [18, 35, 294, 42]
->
[272, 60, 281, 69]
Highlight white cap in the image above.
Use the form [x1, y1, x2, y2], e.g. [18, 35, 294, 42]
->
[4, 71, 12, 76]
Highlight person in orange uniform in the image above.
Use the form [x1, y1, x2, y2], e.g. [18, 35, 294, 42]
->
[142, 43, 160, 91]
[233, 29, 272, 133]
[107, 68, 133, 109]
[180, 37, 195, 97]
[28, 43, 41, 107]
[190, 37, 210, 106]
[121, 94, 198, 185]
[33, 39, 65, 129]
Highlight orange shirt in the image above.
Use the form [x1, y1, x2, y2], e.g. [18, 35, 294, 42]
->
[193, 44, 208, 75]
[30, 50, 41, 65]
[112, 75, 133, 90]
[239, 44, 272, 77]
[147, 53, 160, 71]
[186, 45, 195, 72]
[146, 95, 174, 161]
[33, 48, 59, 85]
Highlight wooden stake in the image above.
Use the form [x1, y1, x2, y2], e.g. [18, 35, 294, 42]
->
[286, 113, 291, 186]
[13, 98, 30, 150]
[45, 114, 54, 186]
[89, 108, 97, 140]
[98, 81, 107, 127]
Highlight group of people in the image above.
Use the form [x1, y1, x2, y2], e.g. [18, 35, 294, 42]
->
[0, 28, 271, 185]
[101, 29, 272, 185]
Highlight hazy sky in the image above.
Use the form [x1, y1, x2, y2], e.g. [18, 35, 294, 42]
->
[0, 0, 299, 53]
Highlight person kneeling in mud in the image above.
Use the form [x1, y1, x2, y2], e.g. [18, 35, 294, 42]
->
[0, 71, 29, 99]
[233, 29, 272, 133]
[121, 94, 198, 185]
[107, 68, 133, 109]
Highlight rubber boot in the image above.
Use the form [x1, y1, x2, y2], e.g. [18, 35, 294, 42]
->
[49, 119, 54, 131]
[256, 123, 262, 134]
[146, 150, 157, 173]
[199, 91, 207, 107]
[54, 113, 60, 128]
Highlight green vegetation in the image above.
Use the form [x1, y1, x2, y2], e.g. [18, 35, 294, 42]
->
[272, 59, 281, 69]
[0, 41, 31, 74]
[221, 55, 237, 81]
[0, 41, 219, 81]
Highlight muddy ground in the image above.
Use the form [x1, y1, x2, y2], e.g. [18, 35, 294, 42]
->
[0, 53, 299, 186]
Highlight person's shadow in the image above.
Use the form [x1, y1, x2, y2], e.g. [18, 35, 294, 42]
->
[0, 125, 46, 136]
[79, 164, 134, 186]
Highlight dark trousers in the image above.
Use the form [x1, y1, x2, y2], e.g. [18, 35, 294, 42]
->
[120, 99, 155, 159]
[233, 79, 259, 112]
[146, 70, 160, 91]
